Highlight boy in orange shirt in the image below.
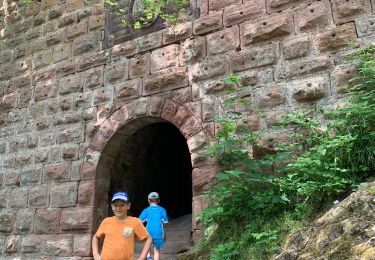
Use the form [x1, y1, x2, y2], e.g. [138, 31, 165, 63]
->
[92, 191, 152, 260]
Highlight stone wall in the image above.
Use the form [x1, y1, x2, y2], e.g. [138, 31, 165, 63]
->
[0, 0, 375, 258]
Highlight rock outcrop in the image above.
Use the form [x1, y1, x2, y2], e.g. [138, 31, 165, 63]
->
[274, 182, 375, 260]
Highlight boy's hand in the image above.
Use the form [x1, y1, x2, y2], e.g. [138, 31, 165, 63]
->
[93, 254, 102, 260]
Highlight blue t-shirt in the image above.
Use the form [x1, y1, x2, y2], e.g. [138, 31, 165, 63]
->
[139, 205, 168, 239]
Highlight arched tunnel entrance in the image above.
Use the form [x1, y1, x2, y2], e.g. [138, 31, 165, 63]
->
[109, 122, 193, 220]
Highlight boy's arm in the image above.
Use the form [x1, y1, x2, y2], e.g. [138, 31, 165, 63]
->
[92, 235, 102, 260]
[136, 235, 152, 260]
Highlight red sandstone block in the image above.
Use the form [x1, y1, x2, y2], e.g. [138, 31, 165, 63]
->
[231, 43, 277, 72]
[5, 169, 20, 186]
[77, 52, 109, 72]
[42, 234, 73, 256]
[275, 56, 331, 80]
[108, 107, 128, 130]
[331, 65, 359, 93]
[73, 234, 92, 256]
[89, 14, 105, 30]
[14, 57, 32, 76]
[291, 77, 326, 102]
[55, 58, 77, 77]
[72, 32, 102, 56]
[241, 11, 293, 45]
[137, 31, 163, 53]
[129, 53, 151, 79]
[28, 185, 48, 207]
[44, 161, 70, 182]
[66, 0, 84, 12]
[57, 74, 83, 95]
[92, 86, 113, 106]
[111, 39, 139, 59]
[223, 0, 266, 27]
[53, 42, 72, 63]
[50, 181, 78, 207]
[356, 15, 375, 37]
[143, 67, 189, 96]
[34, 80, 58, 101]
[21, 234, 44, 253]
[0, 209, 16, 233]
[192, 166, 216, 194]
[65, 19, 88, 41]
[17, 88, 33, 108]
[0, 93, 17, 109]
[60, 207, 93, 232]
[161, 99, 179, 121]
[149, 96, 165, 116]
[84, 66, 104, 89]
[209, 0, 241, 10]
[315, 23, 358, 53]
[106, 62, 128, 83]
[331, 0, 371, 25]
[180, 116, 202, 139]
[78, 180, 96, 206]
[14, 208, 34, 234]
[207, 26, 240, 56]
[282, 35, 310, 60]
[151, 44, 179, 72]
[0, 64, 14, 81]
[268, 0, 300, 9]
[179, 36, 206, 65]
[255, 85, 286, 109]
[193, 11, 223, 35]
[114, 78, 142, 101]
[296, 1, 331, 32]
[130, 98, 149, 117]
[62, 146, 79, 160]
[34, 208, 61, 234]
[9, 138, 27, 153]
[46, 29, 65, 47]
[5, 235, 20, 253]
[191, 56, 228, 82]
[163, 22, 192, 45]
[10, 75, 31, 89]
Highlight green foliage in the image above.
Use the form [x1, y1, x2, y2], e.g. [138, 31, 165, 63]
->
[194, 46, 375, 260]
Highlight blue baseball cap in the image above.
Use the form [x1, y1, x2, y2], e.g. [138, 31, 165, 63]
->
[111, 192, 129, 203]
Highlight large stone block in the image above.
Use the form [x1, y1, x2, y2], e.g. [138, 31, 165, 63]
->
[137, 31, 163, 53]
[192, 166, 216, 194]
[9, 187, 28, 208]
[151, 44, 179, 72]
[44, 161, 70, 182]
[78, 180, 95, 206]
[50, 182, 78, 207]
[53, 42, 72, 63]
[331, 0, 371, 25]
[296, 1, 331, 32]
[34, 208, 61, 234]
[143, 67, 188, 95]
[5, 169, 20, 186]
[57, 74, 83, 95]
[20, 168, 42, 186]
[315, 23, 358, 53]
[60, 207, 92, 232]
[255, 85, 286, 108]
[193, 11, 223, 35]
[288, 76, 327, 102]
[282, 35, 310, 60]
[42, 234, 73, 256]
[129, 53, 150, 79]
[114, 78, 142, 101]
[223, 0, 265, 27]
[179, 36, 206, 65]
[14, 208, 35, 234]
[207, 26, 240, 56]
[65, 20, 88, 41]
[84, 66, 104, 89]
[58, 126, 84, 144]
[34, 80, 58, 102]
[209, 0, 241, 10]
[28, 185, 48, 207]
[0, 210, 16, 233]
[163, 22, 192, 44]
[241, 11, 293, 45]
[21, 234, 44, 253]
[356, 15, 375, 37]
[92, 86, 113, 106]
[73, 234, 91, 256]
[111, 39, 139, 59]
[276, 56, 331, 80]
[231, 43, 278, 72]
[191, 57, 228, 82]
[72, 32, 101, 56]
[106, 61, 128, 83]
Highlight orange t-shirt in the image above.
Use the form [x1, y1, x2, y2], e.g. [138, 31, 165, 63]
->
[95, 216, 150, 260]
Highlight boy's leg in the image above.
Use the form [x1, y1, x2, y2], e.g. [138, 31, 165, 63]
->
[154, 247, 160, 260]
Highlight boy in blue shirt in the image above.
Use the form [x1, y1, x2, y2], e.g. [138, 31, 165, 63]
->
[139, 192, 169, 260]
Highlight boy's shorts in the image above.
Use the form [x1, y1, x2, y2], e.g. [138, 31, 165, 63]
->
[153, 238, 164, 248]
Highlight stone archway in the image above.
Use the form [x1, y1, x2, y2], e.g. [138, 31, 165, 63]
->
[80, 96, 215, 238]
